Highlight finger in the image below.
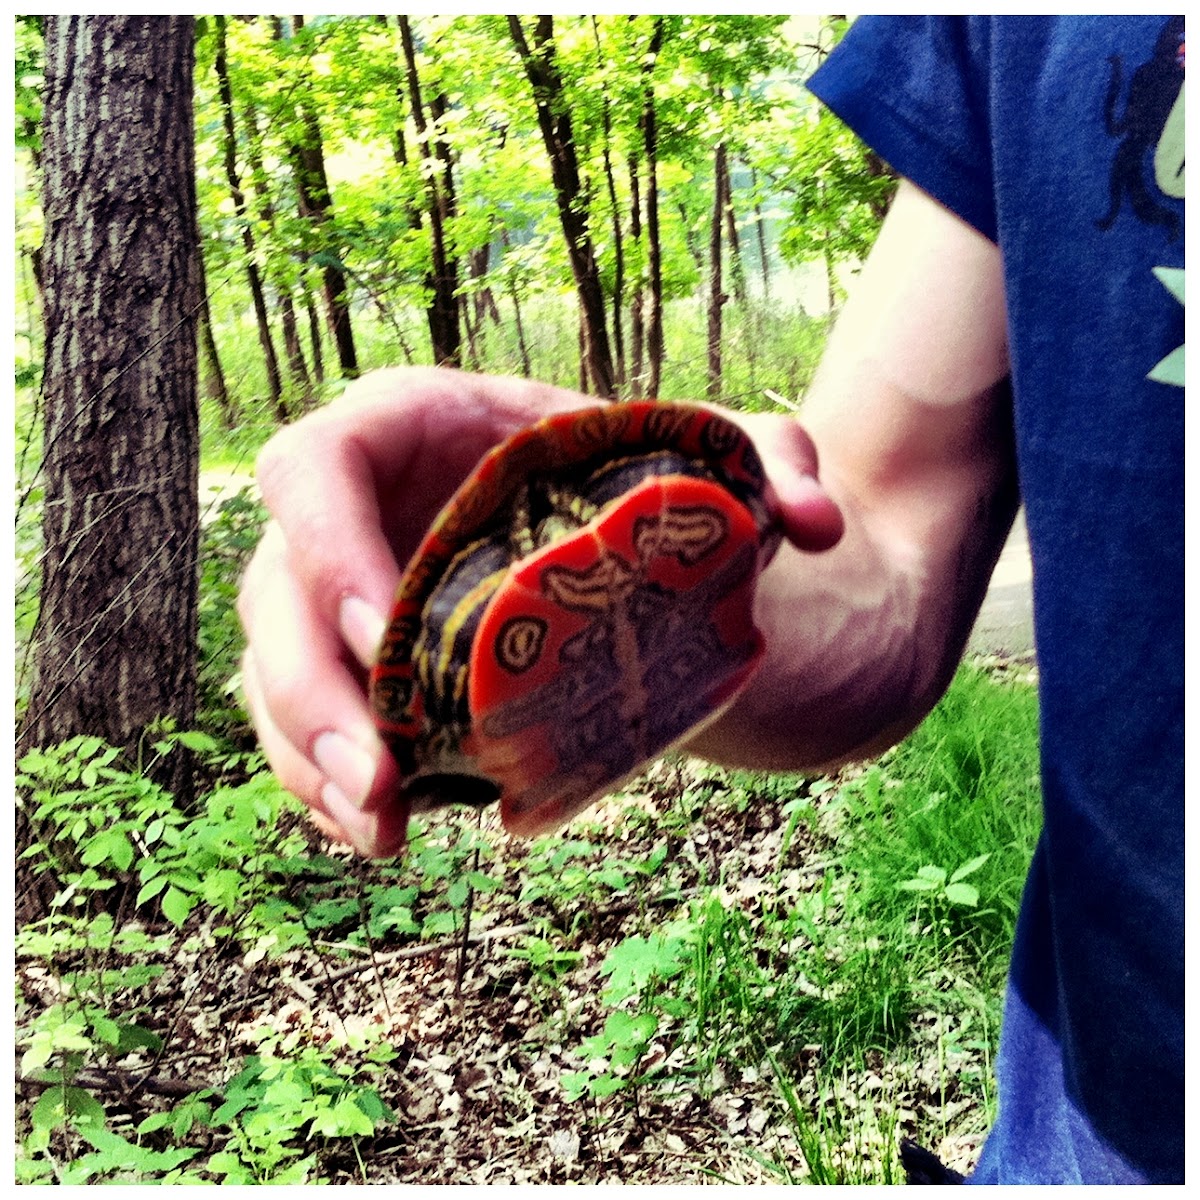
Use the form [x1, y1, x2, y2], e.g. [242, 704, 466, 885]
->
[730, 412, 845, 552]
[255, 368, 596, 659]
[242, 646, 409, 857]
[239, 643, 329, 810]
[255, 422, 400, 668]
[238, 527, 391, 804]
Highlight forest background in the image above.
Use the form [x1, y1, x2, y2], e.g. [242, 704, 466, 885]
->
[13, 14, 1040, 1185]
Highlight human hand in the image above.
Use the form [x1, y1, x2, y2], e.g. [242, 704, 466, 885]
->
[238, 367, 598, 856]
[238, 367, 843, 856]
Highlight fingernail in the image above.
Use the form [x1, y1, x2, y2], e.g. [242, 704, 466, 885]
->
[319, 780, 379, 856]
[339, 596, 388, 669]
[313, 731, 377, 810]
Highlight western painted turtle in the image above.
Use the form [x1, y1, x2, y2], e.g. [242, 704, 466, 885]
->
[369, 401, 781, 837]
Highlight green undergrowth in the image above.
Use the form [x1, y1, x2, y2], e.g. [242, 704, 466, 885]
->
[14, 662, 1041, 1184]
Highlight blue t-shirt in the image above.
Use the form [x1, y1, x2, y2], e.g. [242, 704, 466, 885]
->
[809, 16, 1184, 1185]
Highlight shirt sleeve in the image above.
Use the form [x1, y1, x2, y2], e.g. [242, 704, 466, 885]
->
[807, 16, 999, 242]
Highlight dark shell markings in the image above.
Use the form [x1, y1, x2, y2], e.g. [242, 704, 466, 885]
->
[369, 401, 781, 836]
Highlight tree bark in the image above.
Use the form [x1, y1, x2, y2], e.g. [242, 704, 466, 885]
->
[243, 100, 313, 406]
[723, 154, 747, 306]
[499, 224, 533, 377]
[195, 249, 234, 429]
[509, 15, 616, 398]
[25, 16, 201, 784]
[283, 16, 359, 379]
[707, 140, 729, 401]
[641, 18, 665, 399]
[214, 15, 284, 416]
[627, 152, 646, 394]
[591, 16, 626, 390]
[750, 165, 771, 301]
[397, 16, 462, 368]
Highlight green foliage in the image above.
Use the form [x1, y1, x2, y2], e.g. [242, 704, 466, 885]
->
[897, 854, 993, 910]
[18, 736, 304, 933]
[208, 1035, 394, 1184]
[833, 664, 1042, 972]
[15, 662, 1040, 1182]
[773, 103, 897, 276]
[196, 486, 268, 738]
[12, 733, 477, 1184]
[14, 16, 44, 154]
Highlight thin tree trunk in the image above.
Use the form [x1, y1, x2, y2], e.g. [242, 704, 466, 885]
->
[285, 16, 359, 379]
[26, 15, 200, 789]
[627, 152, 646, 395]
[723, 155, 747, 306]
[305, 294, 325, 383]
[196, 252, 233, 428]
[398, 15, 461, 368]
[244, 101, 313, 405]
[214, 14, 284, 416]
[750, 165, 771, 301]
[642, 18, 665, 399]
[707, 141, 729, 401]
[499, 224, 533, 378]
[509, 15, 616, 399]
[591, 17, 626, 391]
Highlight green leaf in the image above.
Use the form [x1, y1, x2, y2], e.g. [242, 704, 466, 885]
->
[90, 1014, 122, 1048]
[161, 886, 195, 927]
[589, 1074, 626, 1098]
[137, 875, 168, 906]
[896, 876, 941, 893]
[944, 882, 980, 907]
[177, 730, 220, 752]
[116, 1023, 163, 1055]
[32, 1085, 106, 1132]
[949, 853, 991, 884]
[599, 933, 687, 1003]
[321, 1094, 376, 1137]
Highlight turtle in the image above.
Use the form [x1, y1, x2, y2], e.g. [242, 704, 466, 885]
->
[369, 401, 782, 838]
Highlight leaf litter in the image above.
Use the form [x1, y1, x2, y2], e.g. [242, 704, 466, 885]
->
[17, 754, 993, 1183]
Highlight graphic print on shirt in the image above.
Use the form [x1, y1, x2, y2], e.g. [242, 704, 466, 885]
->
[1096, 16, 1184, 238]
[1096, 16, 1185, 388]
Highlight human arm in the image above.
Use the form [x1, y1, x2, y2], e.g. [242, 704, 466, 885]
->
[688, 179, 1018, 770]
[237, 181, 1014, 854]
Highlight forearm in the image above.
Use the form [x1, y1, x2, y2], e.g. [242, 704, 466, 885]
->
[689, 182, 1018, 772]
[688, 416, 1018, 772]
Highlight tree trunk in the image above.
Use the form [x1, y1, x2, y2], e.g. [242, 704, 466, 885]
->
[196, 250, 234, 429]
[591, 17, 626, 391]
[284, 16, 359, 380]
[26, 15, 200, 785]
[750, 165, 771, 301]
[641, 18, 665, 399]
[398, 15, 462, 368]
[707, 141, 729, 401]
[214, 15, 284, 416]
[627, 152, 646, 395]
[244, 100, 313, 406]
[305, 293, 325, 383]
[509, 15, 616, 399]
[499, 224, 533, 377]
[723, 154, 747, 306]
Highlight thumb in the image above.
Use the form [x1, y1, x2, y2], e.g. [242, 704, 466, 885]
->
[742, 412, 845, 552]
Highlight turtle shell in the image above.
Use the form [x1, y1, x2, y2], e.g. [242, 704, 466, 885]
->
[369, 401, 781, 837]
